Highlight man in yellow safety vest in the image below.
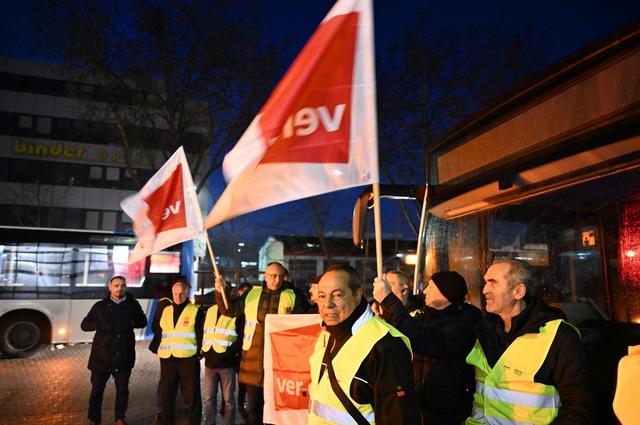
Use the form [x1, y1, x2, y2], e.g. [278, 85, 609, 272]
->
[157, 277, 204, 425]
[308, 264, 421, 425]
[214, 262, 305, 425]
[466, 258, 596, 424]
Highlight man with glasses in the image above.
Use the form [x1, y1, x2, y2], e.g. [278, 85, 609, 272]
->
[214, 261, 305, 425]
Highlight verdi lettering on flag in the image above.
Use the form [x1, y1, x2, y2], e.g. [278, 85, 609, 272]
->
[143, 163, 187, 233]
[270, 323, 321, 410]
[120, 146, 204, 264]
[258, 11, 357, 165]
[205, 0, 378, 229]
[264, 314, 322, 424]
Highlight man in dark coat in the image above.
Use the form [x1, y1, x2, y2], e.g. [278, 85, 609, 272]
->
[374, 270, 482, 425]
[309, 264, 421, 425]
[466, 258, 596, 424]
[81, 275, 148, 425]
[214, 262, 306, 425]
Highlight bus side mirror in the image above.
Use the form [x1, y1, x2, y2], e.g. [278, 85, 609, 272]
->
[353, 187, 374, 248]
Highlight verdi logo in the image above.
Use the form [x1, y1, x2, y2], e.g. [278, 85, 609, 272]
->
[270, 323, 322, 411]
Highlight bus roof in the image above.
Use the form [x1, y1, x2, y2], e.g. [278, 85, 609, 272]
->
[427, 20, 640, 219]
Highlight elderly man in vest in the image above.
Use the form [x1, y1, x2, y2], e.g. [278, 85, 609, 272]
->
[214, 261, 305, 425]
[158, 278, 204, 425]
[467, 258, 596, 424]
[308, 264, 421, 425]
[202, 297, 244, 425]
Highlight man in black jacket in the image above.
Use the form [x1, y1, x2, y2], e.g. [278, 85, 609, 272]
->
[309, 264, 421, 425]
[81, 275, 148, 425]
[467, 258, 596, 424]
[374, 270, 482, 424]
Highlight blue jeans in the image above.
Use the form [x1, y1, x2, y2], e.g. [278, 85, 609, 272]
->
[204, 366, 237, 425]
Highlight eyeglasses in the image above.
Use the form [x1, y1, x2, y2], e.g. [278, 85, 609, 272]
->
[265, 273, 284, 279]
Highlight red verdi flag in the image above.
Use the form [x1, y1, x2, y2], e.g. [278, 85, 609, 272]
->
[121, 146, 204, 264]
[205, 0, 378, 229]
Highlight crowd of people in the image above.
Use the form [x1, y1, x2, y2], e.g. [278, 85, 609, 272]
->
[82, 258, 598, 425]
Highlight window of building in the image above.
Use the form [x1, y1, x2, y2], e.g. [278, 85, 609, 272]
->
[102, 211, 117, 231]
[36, 117, 51, 135]
[86, 211, 100, 230]
[105, 167, 120, 181]
[90, 166, 102, 180]
[19, 115, 33, 129]
[289, 259, 320, 284]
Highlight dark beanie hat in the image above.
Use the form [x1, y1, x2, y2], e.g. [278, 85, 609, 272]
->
[431, 271, 468, 303]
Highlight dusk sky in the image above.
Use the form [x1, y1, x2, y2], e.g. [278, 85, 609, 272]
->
[1, 0, 639, 240]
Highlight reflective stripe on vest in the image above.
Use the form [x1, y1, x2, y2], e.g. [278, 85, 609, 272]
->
[242, 286, 296, 351]
[202, 304, 238, 353]
[157, 303, 199, 358]
[309, 399, 375, 424]
[466, 319, 569, 425]
[308, 307, 412, 425]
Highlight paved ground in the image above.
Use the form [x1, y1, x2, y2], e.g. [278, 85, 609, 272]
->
[0, 341, 244, 425]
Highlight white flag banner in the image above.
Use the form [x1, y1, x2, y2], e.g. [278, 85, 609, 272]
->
[264, 314, 323, 425]
[205, 0, 378, 228]
[120, 146, 204, 264]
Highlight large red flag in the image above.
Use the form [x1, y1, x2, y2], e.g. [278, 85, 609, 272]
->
[205, 0, 378, 229]
[120, 146, 204, 264]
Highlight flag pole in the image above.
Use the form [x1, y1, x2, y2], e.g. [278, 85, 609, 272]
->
[204, 234, 229, 309]
[373, 183, 383, 278]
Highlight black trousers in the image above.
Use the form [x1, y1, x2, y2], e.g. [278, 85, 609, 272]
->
[245, 384, 264, 425]
[88, 369, 131, 422]
[159, 356, 202, 425]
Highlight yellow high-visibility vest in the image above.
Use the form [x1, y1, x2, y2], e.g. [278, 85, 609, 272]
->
[242, 286, 296, 351]
[158, 303, 199, 358]
[466, 319, 569, 424]
[308, 311, 411, 425]
[202, 304, 238, 353]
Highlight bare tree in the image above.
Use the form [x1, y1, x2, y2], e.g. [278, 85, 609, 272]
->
[262, 192, 353, 265]
[376, 10, 550, 234]
[29, 0, 281, 191]
[5, 181, 72, 227]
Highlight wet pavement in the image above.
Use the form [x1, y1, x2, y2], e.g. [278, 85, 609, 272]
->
[0, 341, 244, 425]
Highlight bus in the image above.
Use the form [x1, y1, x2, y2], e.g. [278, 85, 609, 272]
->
[354, 21, 640, 424]
[0, 226, 183, 357]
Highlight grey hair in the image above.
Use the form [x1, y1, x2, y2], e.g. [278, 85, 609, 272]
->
[491, 258, 535, 298]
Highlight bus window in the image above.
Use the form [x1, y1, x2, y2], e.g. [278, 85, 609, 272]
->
[0, 226, 183, 358]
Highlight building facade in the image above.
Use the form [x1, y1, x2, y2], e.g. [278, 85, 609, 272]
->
[0, 57, 208, 232]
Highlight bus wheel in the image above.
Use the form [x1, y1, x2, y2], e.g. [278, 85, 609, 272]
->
[0, 314, 48, 358]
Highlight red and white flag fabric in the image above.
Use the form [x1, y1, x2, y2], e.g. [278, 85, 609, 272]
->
[120, 146, 204, 264]
[264, 314, 323, 424]
[205, 0, 378, 229]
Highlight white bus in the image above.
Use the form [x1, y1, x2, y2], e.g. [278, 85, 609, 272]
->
[0, 226, 183, 357]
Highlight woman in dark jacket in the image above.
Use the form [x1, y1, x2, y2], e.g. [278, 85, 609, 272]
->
[81, 276, 148, 425]
[374, 271, 482, 425]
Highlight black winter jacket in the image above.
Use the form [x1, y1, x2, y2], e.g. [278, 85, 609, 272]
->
[81, 294, 147, 372]
[319, 299, 422, 425]
[381, 294, 482, 424]
[215, 282, 305, 387]
[473, 297, 597, 424]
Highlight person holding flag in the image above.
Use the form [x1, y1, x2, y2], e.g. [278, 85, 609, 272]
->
[214, 262, 306, 425]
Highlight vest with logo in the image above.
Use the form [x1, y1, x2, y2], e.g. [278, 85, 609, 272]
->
[202, 304, 238, 353]
[242, 286, 296, 351]
[158, 303, 199, 358]
[308, 311, 411, 425]
[465, 319, 567, 425]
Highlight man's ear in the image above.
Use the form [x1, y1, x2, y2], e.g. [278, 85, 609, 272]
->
[356, 288, 363, 303]
[514, 283, 526, 300]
